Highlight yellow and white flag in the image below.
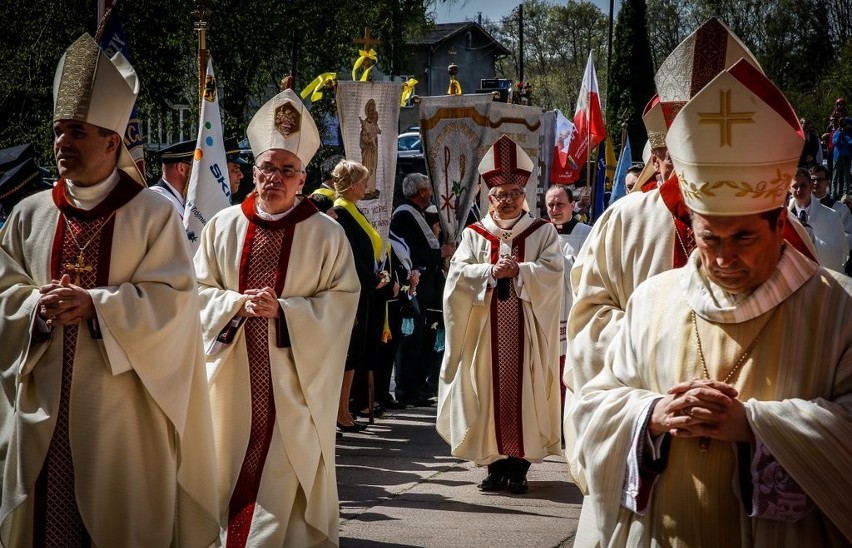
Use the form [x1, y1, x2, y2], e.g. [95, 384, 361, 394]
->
[184, 57, 230, 252]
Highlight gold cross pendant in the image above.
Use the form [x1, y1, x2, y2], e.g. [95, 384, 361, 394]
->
[64, 253, 94, 285]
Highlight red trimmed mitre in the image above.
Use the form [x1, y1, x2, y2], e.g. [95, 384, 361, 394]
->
[477, 134, 534, 189]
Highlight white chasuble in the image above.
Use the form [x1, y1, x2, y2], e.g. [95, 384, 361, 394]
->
[0, 173, 219, 547]
[565, 180, 819, 490]
[195, 195, 359, 547]
[436, 213, 563, 466]
[573, 246, 852, 547]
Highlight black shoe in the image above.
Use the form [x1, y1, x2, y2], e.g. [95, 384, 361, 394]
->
[383, 400, 408, 410]
[337, 421, 366, 433]
[400, 397, 435, 407]
[336, 428, 343, 440]
[477, 474, 507, 492]
[507, 477, 528, 494]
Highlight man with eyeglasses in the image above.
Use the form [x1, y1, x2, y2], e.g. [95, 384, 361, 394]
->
[437, 135, 563, 495]
[811, 164, 852, 252]
[192, 88, 360, 546]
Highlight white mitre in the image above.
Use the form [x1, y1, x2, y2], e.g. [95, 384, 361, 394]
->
[246, 89, 320, 166]
[667, 59, 804, 216]
[53, 33, 143, 186]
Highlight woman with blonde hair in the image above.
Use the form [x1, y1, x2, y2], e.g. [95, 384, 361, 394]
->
[332, 160, 394, 432]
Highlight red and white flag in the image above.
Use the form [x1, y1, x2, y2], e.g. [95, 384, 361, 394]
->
[551, 51, 606, 184]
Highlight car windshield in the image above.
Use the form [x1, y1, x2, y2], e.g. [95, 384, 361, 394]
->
[398, 135, 421, 151]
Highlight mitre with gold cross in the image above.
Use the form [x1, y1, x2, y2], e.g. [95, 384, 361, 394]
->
[666, 58, 804, 216]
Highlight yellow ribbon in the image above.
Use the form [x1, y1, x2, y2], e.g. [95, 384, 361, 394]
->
[334, 196, 384, 261]
[382, 300, 392, 342]
[447, 78, 462, 96]
[299, 72, 337, 102]
[400, 78, 418, 106]
[352, 48, 378, 81]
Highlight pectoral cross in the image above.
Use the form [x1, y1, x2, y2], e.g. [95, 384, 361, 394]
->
[65, 253, 93, 285]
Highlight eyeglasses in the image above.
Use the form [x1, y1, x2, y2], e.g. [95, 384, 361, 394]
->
[255, 163, 305, 179]
[491, 190, 524, 202]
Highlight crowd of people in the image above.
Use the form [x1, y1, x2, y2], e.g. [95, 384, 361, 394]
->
[1, 19, 851, 548]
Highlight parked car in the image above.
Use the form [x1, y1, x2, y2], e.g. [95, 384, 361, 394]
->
[397, 131, 422, 159]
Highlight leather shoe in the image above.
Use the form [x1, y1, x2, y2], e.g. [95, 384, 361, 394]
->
[507, 477, 528, 494]
[477, 474, 507, 492]
[336, 421, 366, 433]
[384, 400, 408, 410]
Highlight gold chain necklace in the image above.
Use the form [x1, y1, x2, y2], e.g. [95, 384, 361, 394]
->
[61, 211, 116, 285]
[671, 213, 695, 259]
[691, 307, 777, 450]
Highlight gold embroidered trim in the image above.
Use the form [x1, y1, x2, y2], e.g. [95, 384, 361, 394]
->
[54, 35, 100, 123]
[678, 169, 790, 201]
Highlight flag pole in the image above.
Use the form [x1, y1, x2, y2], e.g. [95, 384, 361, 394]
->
[95, 1, 115, 42]
[194, 1, 211, 110]
[586, 54, 593, 192]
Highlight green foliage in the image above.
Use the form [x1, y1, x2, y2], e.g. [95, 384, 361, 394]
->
[0, 0, 432, 173]
[489, 0, 608, 114]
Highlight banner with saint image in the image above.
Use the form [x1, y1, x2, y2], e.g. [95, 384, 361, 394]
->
[336, 80, 402, 247]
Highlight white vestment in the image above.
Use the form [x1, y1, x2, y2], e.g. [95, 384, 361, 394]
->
[573, 246, 852, 546]
[0, 173, 219, 547]
[555, 221, 592, 360]
[436, 213, 563, 465]
[565, 184, 818, 488]
[195, 196, 359, 546]
[787, 199, 848, 272]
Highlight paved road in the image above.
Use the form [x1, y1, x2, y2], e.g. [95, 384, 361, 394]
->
[336, 406, 583, 547]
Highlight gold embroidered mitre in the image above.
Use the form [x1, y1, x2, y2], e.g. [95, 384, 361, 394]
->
[654, 17, 762, 129]
[53, 33, 143, 185]
[54, 33, 139, 137]
[642, 96, 667, 150]
[246, 89, 320, 166]
[667, 59, 804, 216]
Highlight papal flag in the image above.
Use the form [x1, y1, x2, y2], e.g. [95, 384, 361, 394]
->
[336, 80, 403, 247]
[184, 58, 230, 251]
[419, 94, 544, 244]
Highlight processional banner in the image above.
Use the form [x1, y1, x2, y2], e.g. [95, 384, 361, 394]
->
[419, 95, 544, 243]
[336, 80, 402, 247]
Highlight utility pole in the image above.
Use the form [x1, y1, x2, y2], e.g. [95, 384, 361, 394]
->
[607, 0, 614, 80]
[518, 3, 524, 83]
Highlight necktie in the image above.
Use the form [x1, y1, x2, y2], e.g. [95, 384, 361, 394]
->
[798, 209, 808, 224]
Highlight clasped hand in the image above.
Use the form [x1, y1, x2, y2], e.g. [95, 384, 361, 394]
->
[648, 379, 754, 444]
[239, 287, 280, 318]
[492, 256, 519, 279]
[38, 274, 95, 327]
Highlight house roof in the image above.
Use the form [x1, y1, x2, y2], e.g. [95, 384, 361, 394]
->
[407, 22, 510, 56]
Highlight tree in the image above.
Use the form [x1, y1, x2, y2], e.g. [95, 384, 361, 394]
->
[607, 0, 656, 158]
[0, 0, 433, 175]
[489, 0, 607, 114]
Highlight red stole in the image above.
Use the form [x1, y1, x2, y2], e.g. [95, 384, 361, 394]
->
[468, 218, 548, 458]
[226, 195, 317, 547]
[33, 173, 141, 546]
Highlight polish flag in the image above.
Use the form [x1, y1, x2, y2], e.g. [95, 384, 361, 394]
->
[551, 52, 607, 184]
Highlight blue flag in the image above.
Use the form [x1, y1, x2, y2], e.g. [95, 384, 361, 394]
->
[98, 6, 145, 177]
[590, 143, 607, 223]
[609, 136, 632, 206]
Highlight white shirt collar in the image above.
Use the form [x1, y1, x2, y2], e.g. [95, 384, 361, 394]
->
[65, 170, 120, 210]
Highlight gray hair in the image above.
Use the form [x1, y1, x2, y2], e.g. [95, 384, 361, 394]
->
[402, 172, 430, 198]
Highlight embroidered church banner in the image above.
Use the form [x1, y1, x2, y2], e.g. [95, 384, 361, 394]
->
[419, 95, 544, 244]
[336, 80, 402, 247]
